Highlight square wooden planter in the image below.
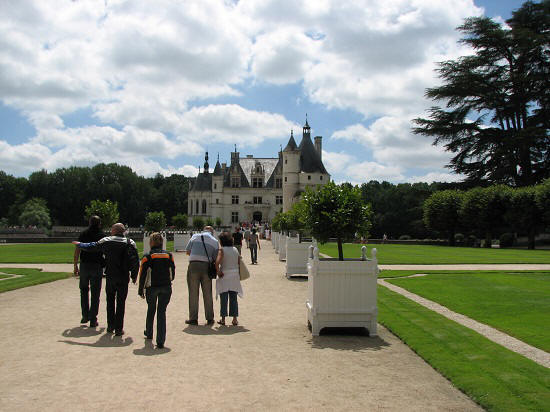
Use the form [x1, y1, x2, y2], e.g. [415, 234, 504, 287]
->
[174, 233, 191, 252]
[273, 231, 279, 253]
[286, 236, 312, 277]
[278, 235, 287, 261]
[306, 246, 378, 336]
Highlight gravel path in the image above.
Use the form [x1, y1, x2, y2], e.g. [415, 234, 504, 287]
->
[0, 245, 480, 411]
[378, 278, 550, 368]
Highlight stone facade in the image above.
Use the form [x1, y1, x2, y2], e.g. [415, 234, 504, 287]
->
[187, 119, 330, 226]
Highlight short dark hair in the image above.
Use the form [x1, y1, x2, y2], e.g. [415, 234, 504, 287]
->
[89, 215, 101, 230]
[218, 231, 234, 247]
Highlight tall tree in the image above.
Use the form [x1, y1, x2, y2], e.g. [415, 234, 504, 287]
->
[413, 1, 550, 186]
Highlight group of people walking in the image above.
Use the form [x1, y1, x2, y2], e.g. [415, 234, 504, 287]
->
[73, 217, 249, 349]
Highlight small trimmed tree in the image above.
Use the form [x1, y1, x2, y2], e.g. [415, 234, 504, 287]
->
[19, 198, 51, 229]
[192, 216, 205, 231]
[506, 187, 543, 250]
[301, 181, 372, 261]
[144, 211, 166, 232]
[205, 217, 214, 227]
[423, 190, 463, 246]
[172, 213, 188, 230]
[215, 217, 222, 228]
[536, 179, 550, 228]
[85, 199, 119, 229]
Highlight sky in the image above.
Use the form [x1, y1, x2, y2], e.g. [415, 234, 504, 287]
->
[0, 0, 528, 183]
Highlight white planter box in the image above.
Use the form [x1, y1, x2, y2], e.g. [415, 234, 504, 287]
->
[306, 246, 378, 336]
[174, 233, 191, 251]
[143, 232, 167, 255]
[286, 237, 312, 277]
[274, 232, 280, 253]
[278, 235, 287, 261]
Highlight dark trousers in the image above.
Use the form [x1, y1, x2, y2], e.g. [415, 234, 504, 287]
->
[250, 244, 258, 263]
[220, 291, 238, 317]
[105, 279, 128, 332]
[80, 262, 103, 322]
[145, 285, 172, 346]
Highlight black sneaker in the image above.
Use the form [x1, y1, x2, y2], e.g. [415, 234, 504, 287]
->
[156, 343, 164, 349]
[107, 326, 114, 333]
[144, 330, 152, 339]
[115, 330, 125, 336]
[185, 319, 198, 325]
[206, 319, 215, 326]
[89, 320, 98, 327]
[81, 317, 89, 324]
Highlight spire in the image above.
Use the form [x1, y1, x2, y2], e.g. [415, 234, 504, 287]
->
[203, 151, 209, 173]
[283, 129, 298, 152]
[213, 153, 222, 176]
[303, 115, 311, 140]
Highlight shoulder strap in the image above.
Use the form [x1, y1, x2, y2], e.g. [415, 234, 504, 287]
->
[201, 235, 211, 263]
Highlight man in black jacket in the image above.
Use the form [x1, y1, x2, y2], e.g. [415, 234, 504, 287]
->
[73, 223, 139, 336]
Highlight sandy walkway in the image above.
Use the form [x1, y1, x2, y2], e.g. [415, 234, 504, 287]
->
[0, 245, 480, 411]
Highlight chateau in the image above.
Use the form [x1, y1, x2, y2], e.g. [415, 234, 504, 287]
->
[187, 118, 330, 226]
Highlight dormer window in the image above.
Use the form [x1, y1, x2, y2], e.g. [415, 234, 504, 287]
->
[231, 176, 240, 188]
[252, 177, 263, 188]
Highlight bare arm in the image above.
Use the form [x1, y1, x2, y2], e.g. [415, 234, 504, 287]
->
[73, 247, 80, 276]
[215, 248, 224, 277]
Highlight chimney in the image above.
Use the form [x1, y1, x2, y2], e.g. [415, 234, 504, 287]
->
[222, 162, 227, 172]
[314, 136, 322, 160]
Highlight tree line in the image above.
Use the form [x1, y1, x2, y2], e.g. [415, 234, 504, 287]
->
[0, 164, 190, 227]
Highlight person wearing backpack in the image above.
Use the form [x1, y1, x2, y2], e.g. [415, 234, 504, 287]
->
[72, 223, 140, 336]
[138, 232, 175, 349]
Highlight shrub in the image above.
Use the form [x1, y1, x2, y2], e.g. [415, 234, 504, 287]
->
[85, 199, 119, 229]
[205, 217, 214, 227]
[215, 217, 222, 228]
[171, 213, 188, 230]
[399, 235, 411, 240]
[466, 235, 478, 247]
[144, 211, 166, 232]
[499, 232, 514, 248]
[454, 233, 465, 244]
[192, 217, 204, 231]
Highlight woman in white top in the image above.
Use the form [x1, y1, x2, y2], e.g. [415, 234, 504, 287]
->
[215, 231, 243, 326]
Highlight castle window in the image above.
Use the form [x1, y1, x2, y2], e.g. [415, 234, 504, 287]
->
[195, 200, 199, 214]
[202, 199, 207, 214]
[216, 198, 219, 204]
[276, 195, 283, 205]
[214, 183, 217, 189]
[231, 211, 239, 223]
[231, 176, 240, 188]
[275, 178, 282, 188]
[308, 175, 311, 180]
[253, 196, 262, 204]
[284, 177, 287, 182]
[320, 176, 323, 180]
[285, 159, 287, 164]
[252, 177, 263, 188]
[232, 195, 239, 204]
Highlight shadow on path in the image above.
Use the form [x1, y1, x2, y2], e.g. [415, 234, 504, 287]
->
[61, 326, 105, 338]
[309, 329, 390, 352]
[133, 339, 172, 356]
[182, 325, 250, 336]
[287, 276, 307, 282]
[59, 333, 133, 348]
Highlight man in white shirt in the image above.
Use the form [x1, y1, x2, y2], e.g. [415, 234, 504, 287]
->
[185, 226, 219, 325]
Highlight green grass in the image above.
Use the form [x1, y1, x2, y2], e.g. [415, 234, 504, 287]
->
[319, 243, 550, 264]
[378, 284, 550, 411]
[0, 241, 175, 263]
[0, 268, 72, 293]
[386, 271, 550, 352]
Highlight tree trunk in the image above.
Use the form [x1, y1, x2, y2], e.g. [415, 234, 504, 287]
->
[484, 232, 492, 248]
[448, 230, 455, 247]
[337, 238, 344, 261]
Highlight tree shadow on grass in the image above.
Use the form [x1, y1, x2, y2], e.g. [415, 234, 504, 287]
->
[133, 339, 171, 356]
[61, 326, 105, 338]
[308, 328, 390, 352]
[182, 325, 250, 336]
[59, 332, 133, 348]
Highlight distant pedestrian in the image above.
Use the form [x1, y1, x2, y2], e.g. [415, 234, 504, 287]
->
[185, 226, 219, 326]
[232, 227, 243, 255]
[249, 228, 261, 264]
[138, 232, 175, 349]
[73, 215, 104, 327]
[73, 223, 140, 336]
[243, 226, 251, 249]
[215, 231, 243, 326]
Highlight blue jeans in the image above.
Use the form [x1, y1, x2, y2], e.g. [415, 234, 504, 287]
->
[220, 291, 238, 317]
[145, 285, 172, 345]
[79, 262, 103, 322]
[250, 244, 258, 263]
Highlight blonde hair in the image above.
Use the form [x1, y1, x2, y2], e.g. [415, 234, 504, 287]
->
[149, 232, 163, 248]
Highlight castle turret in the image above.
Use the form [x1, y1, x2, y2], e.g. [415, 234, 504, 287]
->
[282, 129, 300, 212]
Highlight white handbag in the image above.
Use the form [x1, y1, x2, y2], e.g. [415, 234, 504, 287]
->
[239, 258, 250, 281]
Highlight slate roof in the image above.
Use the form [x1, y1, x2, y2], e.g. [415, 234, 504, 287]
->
[190, 172, 212, 191]
[283, 134, 298, 152]
[213, 160, 223, 176]
[298, 134, 328, 174]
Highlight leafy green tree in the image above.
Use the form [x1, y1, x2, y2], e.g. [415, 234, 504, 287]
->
[413, 1, 550, 186]
[19, 198, 51, 229]
[144, 211, 167, 232]
[461, 186, 512, 247]
[506, 186, 543, 249]
[0, 217, 9, 228]
[535, 178, 550, 228]
[204, 217, 215, 227]
[172, 213, 188, 230]
[0, 171, 27, 220]
[301, 181, 372, 261]
[423, 190, 464, 246]
[85, 199, 119, 230]
[215, 217, 222, 228]
[192, 216, 205, 231]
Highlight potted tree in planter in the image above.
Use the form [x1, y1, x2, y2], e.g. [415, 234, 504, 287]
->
[144, 211, 167, 254]
[301, 181, 378, 336]
[285, 202, 313, 277]
[172, 213, 190, 252]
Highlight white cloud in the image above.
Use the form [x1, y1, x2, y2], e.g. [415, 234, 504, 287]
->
[323, 150, 405, 183]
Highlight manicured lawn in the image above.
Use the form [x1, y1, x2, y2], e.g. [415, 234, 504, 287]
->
[0, 268, 72, 293]
[318, 243, 550, 264]
[0, 241, 174, 263]
[386, 271, 550, 352]
[378, 285, 550, 411]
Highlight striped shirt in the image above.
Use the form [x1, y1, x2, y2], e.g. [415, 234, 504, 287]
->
[186, 232, 219, 262]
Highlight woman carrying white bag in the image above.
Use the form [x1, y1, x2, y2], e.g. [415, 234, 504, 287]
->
[215, 231, 249, 326]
